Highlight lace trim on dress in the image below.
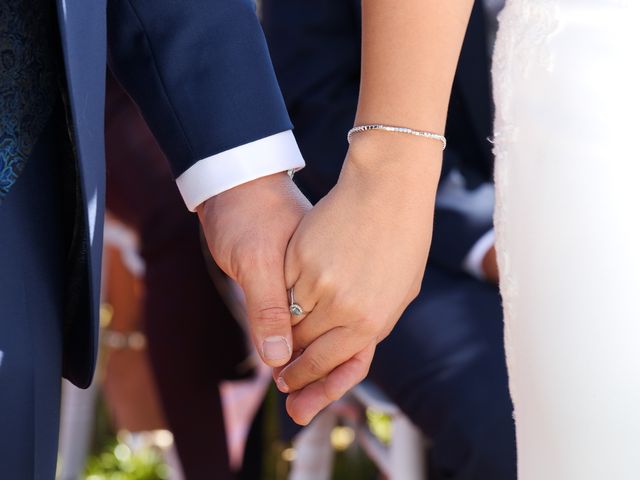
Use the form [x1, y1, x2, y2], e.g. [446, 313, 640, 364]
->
[490, 0, 560, 405]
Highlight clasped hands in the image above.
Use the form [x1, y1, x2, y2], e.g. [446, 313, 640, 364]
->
[199, 140, 440, 425]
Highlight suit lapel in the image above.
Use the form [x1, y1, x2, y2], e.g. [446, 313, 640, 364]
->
[55, 0, 107, 386]
[56, 0, 106, 253]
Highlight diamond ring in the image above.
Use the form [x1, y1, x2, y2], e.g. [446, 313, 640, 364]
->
[289, 288, 305, 317]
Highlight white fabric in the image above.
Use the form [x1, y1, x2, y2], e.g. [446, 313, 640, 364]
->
[493, 1, 640, 478]
[463, 229, 495, 279]
[176, 130, 305, 211]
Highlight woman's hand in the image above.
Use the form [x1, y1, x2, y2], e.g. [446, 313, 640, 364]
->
[271, 0, 472, 424]
[277, 135, 442, 424]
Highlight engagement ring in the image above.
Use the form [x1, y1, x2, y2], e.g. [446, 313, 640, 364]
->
[289, 288, 305, 317]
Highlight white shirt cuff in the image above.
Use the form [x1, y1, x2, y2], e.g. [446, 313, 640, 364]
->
[463, 229, 496, 280]
[176, 130, 305, 211]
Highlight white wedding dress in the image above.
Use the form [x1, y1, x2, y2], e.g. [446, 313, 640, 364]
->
[492, 0, 640, 478]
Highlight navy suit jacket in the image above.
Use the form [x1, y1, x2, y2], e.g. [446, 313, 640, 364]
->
[262, 0, 495, 275]
[55, 0, 290, 387]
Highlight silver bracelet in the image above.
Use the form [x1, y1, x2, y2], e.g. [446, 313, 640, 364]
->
[347, 124, 447, 150]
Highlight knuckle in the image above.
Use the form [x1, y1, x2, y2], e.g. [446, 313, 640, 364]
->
[409, 281, 422, 302]
[313, 269, 336, 293]
[351, 355, 372, 383]
[333, 291, 373, 318]
[253, 304, 290, 327]
[354, 314, 381, 335]
[295, 235, 317, 261]
[377, 324, 394, 343]
[237, 249, 283, 282]
[323, 381, 343, 402]
[261, 250, 284, 270]
[290, 238, 307, 263]
[358, 360, 372, 383]
[306, 354, 328, 377]
[324, 364, 369, 402]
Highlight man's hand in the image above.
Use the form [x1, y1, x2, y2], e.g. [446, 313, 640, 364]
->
[275, 135, 442, 425]
[198, 172, 311, 368]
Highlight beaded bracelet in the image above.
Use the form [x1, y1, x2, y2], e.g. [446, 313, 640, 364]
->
[347, 124, 447, 150]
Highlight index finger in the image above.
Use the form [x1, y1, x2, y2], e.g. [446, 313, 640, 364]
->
[278, 326, 372, 393]
[286, 343, 376, 425]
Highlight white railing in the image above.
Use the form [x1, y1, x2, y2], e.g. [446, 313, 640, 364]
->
[289, 381, 427, 480]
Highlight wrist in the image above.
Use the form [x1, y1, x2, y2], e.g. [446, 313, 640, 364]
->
[198, 171, 296, 220]
[345, 130, 443, 176]
[341, 132, 443, 201]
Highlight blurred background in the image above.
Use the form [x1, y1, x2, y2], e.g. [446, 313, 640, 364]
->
[60, 214, 393, 480]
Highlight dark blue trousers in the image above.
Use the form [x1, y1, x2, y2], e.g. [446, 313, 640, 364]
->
[0, 113, 65, 479]
[369, 266, 517, 480]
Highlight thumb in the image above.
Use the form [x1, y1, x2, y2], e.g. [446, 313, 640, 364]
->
[241, 259, 293, 368]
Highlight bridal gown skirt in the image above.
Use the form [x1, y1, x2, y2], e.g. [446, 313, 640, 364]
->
[492, 1, 640, 478]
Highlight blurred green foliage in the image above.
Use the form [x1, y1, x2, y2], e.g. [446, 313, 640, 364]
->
[83, 386, 391, 479]
[84, 442, 168, 480]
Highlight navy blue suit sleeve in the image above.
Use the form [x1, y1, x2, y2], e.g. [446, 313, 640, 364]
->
[107, 0, 292, 177]
[262, 0, 360, 203]
[430, 205, 494, 274]
[429, 156, 494, 274]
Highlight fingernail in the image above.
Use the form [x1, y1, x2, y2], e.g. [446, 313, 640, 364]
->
[276, 376, 290, 393]
[262, 336, 291, 362]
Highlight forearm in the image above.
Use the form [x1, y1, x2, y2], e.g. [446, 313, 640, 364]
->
[277, 1, 476, 423]
[337, 0, 476, 252]
[338, 0, 476, 263]
[356, 0, 474, 133]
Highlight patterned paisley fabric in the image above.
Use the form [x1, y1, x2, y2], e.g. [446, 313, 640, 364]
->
[0, 0, 58, 203]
